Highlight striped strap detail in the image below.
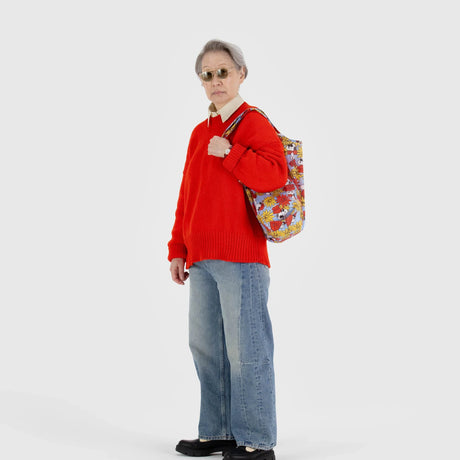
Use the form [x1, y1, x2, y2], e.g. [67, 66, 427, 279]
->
[222, 107, 279, 138]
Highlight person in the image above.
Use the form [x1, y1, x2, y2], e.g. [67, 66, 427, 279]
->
[168, 39, 287, 460]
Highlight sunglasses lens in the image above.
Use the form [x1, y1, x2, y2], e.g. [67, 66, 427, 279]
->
[200, 68, 230, 81]
[201, 71, 213, 82]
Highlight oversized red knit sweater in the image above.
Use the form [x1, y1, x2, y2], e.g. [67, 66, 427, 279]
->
[167, 102, 288, 269]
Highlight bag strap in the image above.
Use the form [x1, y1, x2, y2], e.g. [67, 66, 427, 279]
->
[222, 107, 280, 139]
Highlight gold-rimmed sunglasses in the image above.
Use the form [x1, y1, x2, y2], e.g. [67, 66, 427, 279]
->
[199, 67, 234, 82]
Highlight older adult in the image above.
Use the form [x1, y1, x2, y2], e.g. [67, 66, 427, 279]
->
[168, 39, 287, 460]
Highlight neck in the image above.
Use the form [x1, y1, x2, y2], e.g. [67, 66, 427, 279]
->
[212, 101, 226, 111]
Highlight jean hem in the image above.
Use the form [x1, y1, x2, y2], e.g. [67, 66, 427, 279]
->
[198, 435, 235, 441]
[238, 443, 276, 450]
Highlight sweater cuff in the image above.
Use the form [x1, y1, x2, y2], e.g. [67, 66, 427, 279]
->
[222, 143, 246, 173]
[168, 243, 187, 262]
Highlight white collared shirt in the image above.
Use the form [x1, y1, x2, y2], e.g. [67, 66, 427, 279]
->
[207, 94, 244, 127]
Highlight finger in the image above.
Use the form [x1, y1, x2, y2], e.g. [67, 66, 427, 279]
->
[177, 263, 186, 282]
[173, 275, 184, 285]
[171, 265, 184, 285]
[208, 136, 222, 147]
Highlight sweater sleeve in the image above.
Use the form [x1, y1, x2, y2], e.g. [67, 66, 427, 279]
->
[167, 173, 187, 261]
[167, 135, 194, 262]
[222, 111, 288, 193]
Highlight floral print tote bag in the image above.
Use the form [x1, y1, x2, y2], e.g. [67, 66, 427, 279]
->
[223, 108, 305, 243]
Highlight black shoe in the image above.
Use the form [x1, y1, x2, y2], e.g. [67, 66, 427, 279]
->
[176, 438, 237, 456]
[223, 446, 276, 460]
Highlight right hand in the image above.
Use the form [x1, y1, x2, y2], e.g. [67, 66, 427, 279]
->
[170, 258, 189, 285]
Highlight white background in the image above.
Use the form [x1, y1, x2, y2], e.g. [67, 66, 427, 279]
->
[1, 1, 459, 459]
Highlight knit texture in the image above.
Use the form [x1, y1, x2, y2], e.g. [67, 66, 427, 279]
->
[168, 102, 288, 269]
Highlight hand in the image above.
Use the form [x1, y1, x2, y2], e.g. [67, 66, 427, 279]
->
[170, 258, 189, 285]
[208, 136, 231, 158]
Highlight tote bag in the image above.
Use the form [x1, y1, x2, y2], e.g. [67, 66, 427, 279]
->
[222, 108, 305, 243]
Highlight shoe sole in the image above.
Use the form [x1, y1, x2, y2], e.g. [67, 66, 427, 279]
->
[175, 445, 234, 457]
[222, 450, 276, 460]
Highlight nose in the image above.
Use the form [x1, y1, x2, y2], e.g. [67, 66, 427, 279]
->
[211, 74, 222, 85]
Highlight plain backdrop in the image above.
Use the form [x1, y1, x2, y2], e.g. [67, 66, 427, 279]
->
[1, 1, 459, 459]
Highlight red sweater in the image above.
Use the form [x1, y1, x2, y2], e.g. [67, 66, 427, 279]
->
[167, 102, 288, 269]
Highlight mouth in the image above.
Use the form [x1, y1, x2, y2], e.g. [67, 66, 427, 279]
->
[212, 91, 226, 96]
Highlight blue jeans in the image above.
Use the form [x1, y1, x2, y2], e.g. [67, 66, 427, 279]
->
[188, 260, 276, 450]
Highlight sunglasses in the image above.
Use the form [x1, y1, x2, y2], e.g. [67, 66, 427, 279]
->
[199, 67, 234, 82]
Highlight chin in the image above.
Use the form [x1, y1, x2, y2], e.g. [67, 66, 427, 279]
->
[212, 95, 230, 106]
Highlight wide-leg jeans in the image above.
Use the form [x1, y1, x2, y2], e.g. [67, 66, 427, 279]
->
[188, 259, 276, 450]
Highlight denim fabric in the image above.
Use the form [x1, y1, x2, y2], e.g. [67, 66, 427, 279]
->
[188, 259, 276, 450]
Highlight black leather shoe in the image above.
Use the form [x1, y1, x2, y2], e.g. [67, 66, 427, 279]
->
[223, 446, 276, 460]
[176, 438, 237, 456]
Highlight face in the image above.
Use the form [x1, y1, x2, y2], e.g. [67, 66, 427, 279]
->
[200, 51, 245, 110]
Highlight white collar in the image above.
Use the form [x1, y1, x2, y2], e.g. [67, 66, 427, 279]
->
[207, 94, 244, 126]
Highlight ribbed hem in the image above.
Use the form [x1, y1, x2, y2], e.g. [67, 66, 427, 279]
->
[167, 242, 187, 262]
[184, 231, 270, 269]
[223, 143, 247, 173]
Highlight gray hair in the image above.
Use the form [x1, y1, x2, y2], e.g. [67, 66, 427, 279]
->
[195, 39, 248, 78]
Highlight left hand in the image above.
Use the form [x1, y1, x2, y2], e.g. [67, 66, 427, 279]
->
[208, 136, 231, 158]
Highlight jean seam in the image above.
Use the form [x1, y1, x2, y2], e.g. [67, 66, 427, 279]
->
[218, 314, 227, 436]
[253, 265, 266, 435]
[239, 263, 253, 443]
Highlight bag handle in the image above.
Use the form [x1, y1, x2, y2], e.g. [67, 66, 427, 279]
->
[222, 107, 280, 139]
